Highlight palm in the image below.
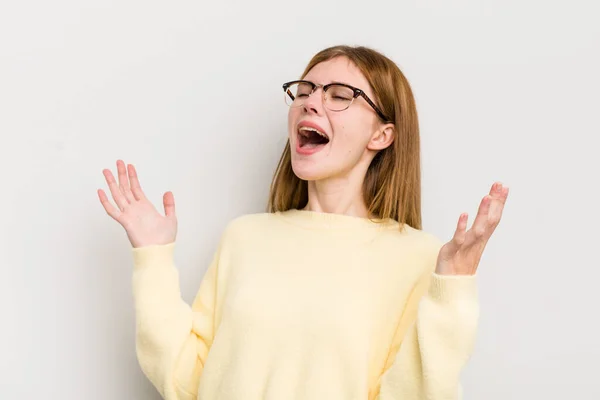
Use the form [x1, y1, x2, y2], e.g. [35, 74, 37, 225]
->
[436, 182, 509, 275]
[98, 160, 177, 248]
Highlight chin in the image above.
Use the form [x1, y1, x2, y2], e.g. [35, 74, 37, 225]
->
[290, 158, 331, 181]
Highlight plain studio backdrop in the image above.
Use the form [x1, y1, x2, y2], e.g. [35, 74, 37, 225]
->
[1, 0, 599, 399]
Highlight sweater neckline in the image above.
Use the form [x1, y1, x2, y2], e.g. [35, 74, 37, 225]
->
[274, 208, 402, 232]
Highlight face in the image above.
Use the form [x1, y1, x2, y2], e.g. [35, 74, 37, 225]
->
[287, 56, 394, 182]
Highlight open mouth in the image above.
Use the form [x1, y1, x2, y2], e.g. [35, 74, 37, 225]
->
[298, 126, 330, 149]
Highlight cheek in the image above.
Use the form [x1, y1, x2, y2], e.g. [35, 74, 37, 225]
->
[287, 108, 301, 138]
[331, 116, 372, 155]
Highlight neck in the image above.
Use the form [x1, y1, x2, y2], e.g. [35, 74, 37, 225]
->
[303, 172, 369, 218]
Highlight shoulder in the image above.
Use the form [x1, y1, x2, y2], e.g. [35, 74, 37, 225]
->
[403, 224, 444, 254]
[382, 223, 444, 275]
[382, 221, 443, 251]
[219, 212, 280, 241]
[226, 211, 278, 228]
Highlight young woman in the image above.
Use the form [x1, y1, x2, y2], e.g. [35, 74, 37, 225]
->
[98, 45, 509, 400]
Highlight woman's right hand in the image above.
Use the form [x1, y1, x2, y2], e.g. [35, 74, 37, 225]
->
[98, 160, 177, 248]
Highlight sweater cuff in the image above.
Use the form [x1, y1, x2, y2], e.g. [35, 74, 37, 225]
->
[428, 272, 478, 304]
[132, 242, 176, 271]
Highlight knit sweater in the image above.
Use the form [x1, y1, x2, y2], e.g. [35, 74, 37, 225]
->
[131, 209, 479, 400]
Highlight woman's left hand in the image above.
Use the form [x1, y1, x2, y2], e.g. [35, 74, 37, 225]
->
[435, 182, 509, 276]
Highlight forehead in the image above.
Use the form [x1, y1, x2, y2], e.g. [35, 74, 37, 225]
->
[303, 56, 372, 94]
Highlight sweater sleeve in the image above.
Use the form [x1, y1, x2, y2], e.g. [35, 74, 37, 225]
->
[131, 242, 221, 400]
[377, 272, 479, 400]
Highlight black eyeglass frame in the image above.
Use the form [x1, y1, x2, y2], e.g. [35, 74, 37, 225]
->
[282, 80, 391, 123]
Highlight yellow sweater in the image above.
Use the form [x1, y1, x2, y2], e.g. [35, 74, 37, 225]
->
[131, 210, 479, 400]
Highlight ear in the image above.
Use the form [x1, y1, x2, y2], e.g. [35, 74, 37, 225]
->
[367, 123, 395, 151]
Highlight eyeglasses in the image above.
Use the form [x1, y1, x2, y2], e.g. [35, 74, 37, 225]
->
[282, 80, 391, 122]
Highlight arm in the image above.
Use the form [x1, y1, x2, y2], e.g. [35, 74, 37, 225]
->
[97, 161, 228, 399]
[379, 181, 508, 399]
[378, 272, 479, 400]
[132, 242, 220, 400]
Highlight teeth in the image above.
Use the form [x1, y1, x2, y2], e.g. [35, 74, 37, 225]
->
[299, 126, 327, 138]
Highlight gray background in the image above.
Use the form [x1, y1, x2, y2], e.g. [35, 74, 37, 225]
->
[1, 0, 599, 398]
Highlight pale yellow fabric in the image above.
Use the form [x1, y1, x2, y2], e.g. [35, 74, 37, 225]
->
[131, 209, 479, 400]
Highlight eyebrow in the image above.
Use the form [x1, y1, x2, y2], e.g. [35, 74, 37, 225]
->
[327, 80, 353, 86]
[303, 79, 353, 87]
[328, 81, 355, 87]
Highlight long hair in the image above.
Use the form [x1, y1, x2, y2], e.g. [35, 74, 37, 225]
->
[267, 45, 422, 230]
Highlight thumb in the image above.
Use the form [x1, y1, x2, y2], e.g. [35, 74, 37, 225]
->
[163, 191, 176, 218]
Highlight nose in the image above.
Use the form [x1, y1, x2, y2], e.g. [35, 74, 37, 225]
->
[302, 87, 324, 115]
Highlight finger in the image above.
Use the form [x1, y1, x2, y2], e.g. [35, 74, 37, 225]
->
[439, 213, 468, 260]
[127, 163, 146, 201]
[163, 191, 176, 218]
[103, 169, 128, 210]
[471, 195, 492, 239]
[485, 182, 509, 227]
[489, 181, 509, 204]
[116, 160, 135, 203]
[98, 189, 122, 221]
[450, 212, 468, 249]
[488, 186, 509, 225]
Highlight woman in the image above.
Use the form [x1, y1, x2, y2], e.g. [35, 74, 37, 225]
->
[98, 45, 509, 400]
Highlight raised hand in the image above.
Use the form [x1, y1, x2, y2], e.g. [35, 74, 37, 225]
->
[435, 182, 509, 276]
[98, 160, 177, 248]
